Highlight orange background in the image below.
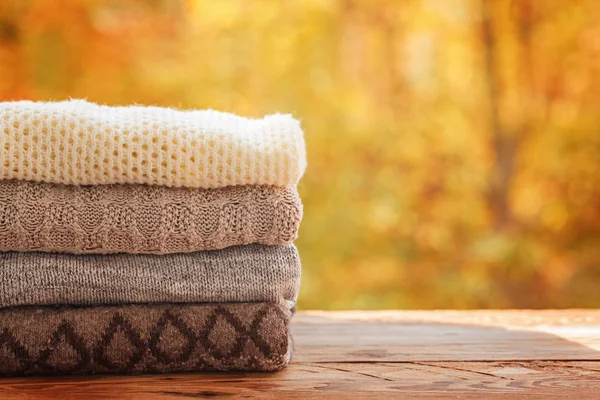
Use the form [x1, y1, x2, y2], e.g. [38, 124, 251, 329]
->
[1, 0, 599, 309]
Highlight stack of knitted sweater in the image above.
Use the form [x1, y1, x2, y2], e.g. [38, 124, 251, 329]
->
[0, 100, 306, 376]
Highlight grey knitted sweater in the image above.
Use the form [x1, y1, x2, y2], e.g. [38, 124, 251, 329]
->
[0, 244, 300, 309]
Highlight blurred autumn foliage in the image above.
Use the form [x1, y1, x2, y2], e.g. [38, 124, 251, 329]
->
[1, 0, 599, 309]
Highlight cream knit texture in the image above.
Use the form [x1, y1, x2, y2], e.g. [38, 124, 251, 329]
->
[0, 99, 306, 188]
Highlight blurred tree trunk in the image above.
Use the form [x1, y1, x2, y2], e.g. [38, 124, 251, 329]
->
[481, 0, 511, 229]
[481, 0, 534, 229]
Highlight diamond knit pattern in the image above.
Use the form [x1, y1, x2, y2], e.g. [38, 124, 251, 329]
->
[0, 302, 292, 376]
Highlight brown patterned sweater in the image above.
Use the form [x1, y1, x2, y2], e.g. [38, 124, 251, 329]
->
[0, 302, 292, 376]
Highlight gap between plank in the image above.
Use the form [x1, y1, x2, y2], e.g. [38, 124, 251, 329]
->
[310, 358, 600, 363]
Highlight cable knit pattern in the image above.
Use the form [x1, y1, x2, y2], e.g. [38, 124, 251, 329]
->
[0, 245, 301, 309]
[0, 99, 306, 188]
[0, 180, 302, 254]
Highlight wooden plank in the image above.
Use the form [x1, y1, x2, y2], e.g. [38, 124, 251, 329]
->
[292, 310, 600, 362]
[0, 361, 598, 399]
[0, 310, 599, 398]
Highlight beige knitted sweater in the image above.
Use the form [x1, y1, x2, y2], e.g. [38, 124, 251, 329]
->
[0, 100, 306, 188]
[0, 180, 302, 254]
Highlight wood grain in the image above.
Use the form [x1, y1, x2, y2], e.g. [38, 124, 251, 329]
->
[1, 310, 599, 399]
[292, 310, 600, 362]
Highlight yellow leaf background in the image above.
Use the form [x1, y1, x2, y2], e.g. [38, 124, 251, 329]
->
[1, 0, 598, 309]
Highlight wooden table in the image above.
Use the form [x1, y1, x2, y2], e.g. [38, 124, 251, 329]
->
[1, 310, 599, 399]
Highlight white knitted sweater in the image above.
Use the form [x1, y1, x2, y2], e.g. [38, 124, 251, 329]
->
[0, 100, 306, 188]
